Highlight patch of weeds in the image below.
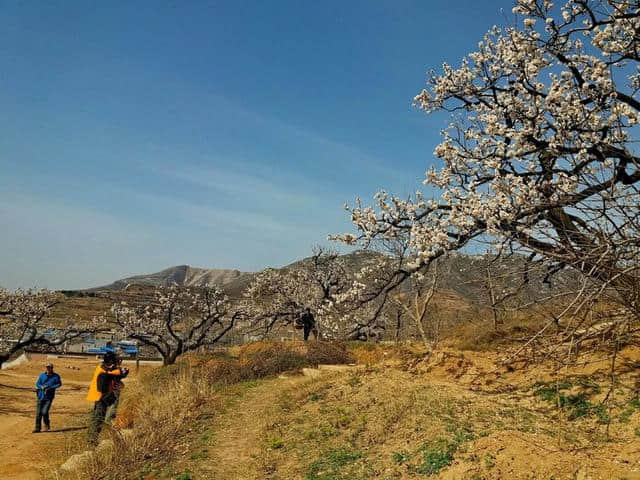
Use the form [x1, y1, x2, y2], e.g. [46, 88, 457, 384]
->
[392, 451, 410, 465]
[483, 454, 496, 469]
[189, 449, 209, 461]
[199, 428, 214, 444]
[330, 408, 352, 429]
[635, 427, 640, 438]
[268, 436, 285, 449]
[305, 448, 363, 480]
[346, 373, 362, 388]
[310, 392, 325, 402]
[174, 472, 193, 480]
[415, 425, 475, 476]
[533, 379, 606, 421]
[279, 392, 295, 413]
[593, 404, 611, 424]
[448, 422, 474, 444]
[620, 396, 640, 423]
[416, 439, 454, 476]
[533, 381, 572, 404]
[304, 425, 338, 441]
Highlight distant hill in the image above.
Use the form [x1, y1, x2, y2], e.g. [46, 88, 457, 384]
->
[88, 265, 252, 291]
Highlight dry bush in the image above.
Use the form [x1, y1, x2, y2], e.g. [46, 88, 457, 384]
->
[347, 342, 430, 366]
[204, 341, 354, 384]
[304, 341, 354, 365]
[446, 312, 544, 351]
[348, 343, 387, 365]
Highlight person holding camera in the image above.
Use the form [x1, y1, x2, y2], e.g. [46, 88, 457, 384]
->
[86, 352, 129, 446]
[33, 362, 62, 433]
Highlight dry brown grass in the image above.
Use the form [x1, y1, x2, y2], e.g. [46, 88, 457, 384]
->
[199, 340, 354, 385]
[444, 312, 545, 351]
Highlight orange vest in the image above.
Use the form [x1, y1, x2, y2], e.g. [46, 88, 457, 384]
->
[86, 365, 125, 402]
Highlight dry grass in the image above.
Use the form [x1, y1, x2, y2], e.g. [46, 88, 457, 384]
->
[199, 340, 354, 385]
[444, 312, 545, 351]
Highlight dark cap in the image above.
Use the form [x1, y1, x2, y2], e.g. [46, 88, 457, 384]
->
[103, 352, 118, 365]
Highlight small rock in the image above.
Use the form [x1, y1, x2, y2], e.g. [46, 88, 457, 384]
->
[60, 451, 93, 472]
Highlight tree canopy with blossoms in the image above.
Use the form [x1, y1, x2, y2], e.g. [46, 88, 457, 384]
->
[335, 0, 640, 317]
[109, 285, 241, 365]
[244, 248, 393, 340]
[0, 288, 91, 367]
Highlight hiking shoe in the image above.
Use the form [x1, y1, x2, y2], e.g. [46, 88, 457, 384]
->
[44, 425, 50, 432]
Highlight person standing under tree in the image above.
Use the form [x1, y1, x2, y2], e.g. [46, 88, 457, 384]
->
[299, 307, 318, 341]
[33, 362, 62, 433]
[86, 352, 129, 446]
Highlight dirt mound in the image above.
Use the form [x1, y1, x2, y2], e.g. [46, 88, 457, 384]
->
[443, 430, 640, 480]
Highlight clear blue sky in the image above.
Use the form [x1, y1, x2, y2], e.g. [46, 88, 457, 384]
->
[0, 0, 515, 290]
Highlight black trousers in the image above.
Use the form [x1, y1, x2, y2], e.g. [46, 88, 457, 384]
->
[303, 324, 317, 341]
[35, 398, 53, 431]
[88, 394, 117, 445]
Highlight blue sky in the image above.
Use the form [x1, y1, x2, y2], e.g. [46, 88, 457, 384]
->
[0, 0, 515, 290]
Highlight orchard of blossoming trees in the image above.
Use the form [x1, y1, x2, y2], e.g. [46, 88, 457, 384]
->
[109, 285, 242, 365]
[333, 0, 640, 329]
[244, 248, 394, 340]
[0, 288, 93, 367]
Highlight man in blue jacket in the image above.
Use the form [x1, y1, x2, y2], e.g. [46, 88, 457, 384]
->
[33, 362, 62, 433]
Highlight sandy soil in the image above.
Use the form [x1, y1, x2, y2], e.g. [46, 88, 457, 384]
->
[0, 354, 151, 480]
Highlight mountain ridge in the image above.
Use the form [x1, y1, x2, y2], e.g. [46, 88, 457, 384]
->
[88, 265, 252, 291]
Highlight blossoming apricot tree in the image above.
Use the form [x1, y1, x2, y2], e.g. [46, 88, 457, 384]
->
[0, 288, 88, 367]
[245, 248, 391, 340]
[335, 0, 640, 317]
[109, 285, 241, 365]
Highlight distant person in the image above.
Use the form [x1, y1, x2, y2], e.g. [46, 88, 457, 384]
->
[299, 307, 318, 341]
[86, 352, 129, 446]
[33, 362, 62, 433]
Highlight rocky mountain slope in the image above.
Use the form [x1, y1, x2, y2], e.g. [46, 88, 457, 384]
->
[88, 265, 252, 291]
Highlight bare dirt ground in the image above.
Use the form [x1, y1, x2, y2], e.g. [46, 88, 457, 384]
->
[0, 354, 151, 480]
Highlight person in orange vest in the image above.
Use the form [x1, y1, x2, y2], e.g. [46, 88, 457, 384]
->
[86, 352, 129, 446]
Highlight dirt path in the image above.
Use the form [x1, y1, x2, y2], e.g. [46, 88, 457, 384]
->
[0, 354, 152, 480]
[196, 375, 310, 480]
